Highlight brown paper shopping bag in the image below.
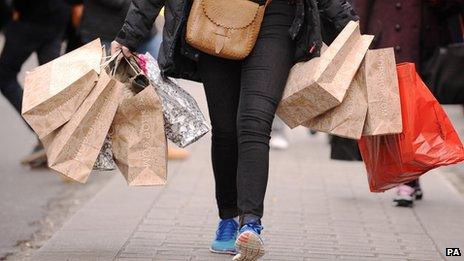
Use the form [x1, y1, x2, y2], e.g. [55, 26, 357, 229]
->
[22, 39, 103, 138]
[362, 48, 402, 136]
[277, 21, 373, 128]
[106, 55, 167, 186]
[43, 70, 123, 183]
[111, 86, 167, 186]
[302, 36, 373, 139]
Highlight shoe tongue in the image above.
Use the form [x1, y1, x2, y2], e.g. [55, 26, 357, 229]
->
[241, 222, 263, 234]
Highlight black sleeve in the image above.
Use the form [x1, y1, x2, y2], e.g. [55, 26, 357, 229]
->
[318, 0, 359, 31]
[115, 0, 165, 50]
[94, 0, 128, 9]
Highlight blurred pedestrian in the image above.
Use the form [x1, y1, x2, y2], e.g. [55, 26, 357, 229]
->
[111, 0, 358, 259]
[64, 0, 84, 52]
[352, 0, 464, 207]
[0, 0, 70, 167]
[0, 0, 12, 31]
[78, 0, 131, 50]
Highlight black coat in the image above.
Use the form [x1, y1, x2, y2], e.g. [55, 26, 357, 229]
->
[0, 0, 11, 30]
[352, 0, 464, 75]
[80, 0, 131, 43]
[12, 0, 70, 27]
[115, 0, 358, 82]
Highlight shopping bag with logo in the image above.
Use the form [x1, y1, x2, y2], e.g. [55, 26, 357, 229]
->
[358, 63, 464, 192]
[277, 21, 373, 128]
[110, 56, 168, 186]
[302, 37, 373, 139]
[362, 48, 402, 136]
[43, 70, 123, 183]
[22, 39, 102, 138]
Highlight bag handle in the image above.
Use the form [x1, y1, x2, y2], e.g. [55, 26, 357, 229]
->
[102, 51, 143, 77]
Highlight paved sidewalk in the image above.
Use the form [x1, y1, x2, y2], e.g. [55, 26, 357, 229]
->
[32, 82, 464, 261]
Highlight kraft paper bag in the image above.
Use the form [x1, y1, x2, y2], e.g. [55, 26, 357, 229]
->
[362, 48, 402, 136]
[106, 55, 167, 186]
[22, 39, 102, 138]
[302, 36, 373, 139]
[111, 86, 167, 186]
[43, 70, 123, 183]
[277, 21, 373, 128]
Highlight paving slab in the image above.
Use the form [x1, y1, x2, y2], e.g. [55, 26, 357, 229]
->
[32, 82, 464, 261]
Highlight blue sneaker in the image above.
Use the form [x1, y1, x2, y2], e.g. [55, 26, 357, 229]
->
[210, 218, 239, 255]
[233, 222, 265, 261]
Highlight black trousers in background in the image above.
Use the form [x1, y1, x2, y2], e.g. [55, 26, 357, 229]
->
[197, 0, 296, 223]
[0, 21, 63, 115]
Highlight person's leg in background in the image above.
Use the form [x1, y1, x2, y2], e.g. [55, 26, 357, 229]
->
[394, 179, 422, 207]
[0, 21, 48, 166]
[0, 19, 66, 167]
[0, 21, 37, 115]
[21, 28, 66, 167]
[198, 54, 242, 255]
[235, 1, 296, 260]
[37, 35, 63, 66]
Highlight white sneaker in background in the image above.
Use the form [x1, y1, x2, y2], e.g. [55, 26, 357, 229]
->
[393, 185, 415, 207]
[270, 135, 289, 150]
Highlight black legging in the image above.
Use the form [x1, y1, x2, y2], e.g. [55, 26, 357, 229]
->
[0, 21, 63, 116]
[198, 0, 296, 224]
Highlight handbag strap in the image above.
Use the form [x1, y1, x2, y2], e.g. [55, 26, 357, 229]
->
[254, 0, 271, 7]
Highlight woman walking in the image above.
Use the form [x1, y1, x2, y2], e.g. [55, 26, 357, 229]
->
[112, 0, 357, 260]
[352, 0, 464, 207]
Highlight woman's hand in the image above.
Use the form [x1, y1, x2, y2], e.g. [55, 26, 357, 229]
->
[12, 10, 20, 21]
[111, 41, 133, 57]
[71, 4, 84, 28]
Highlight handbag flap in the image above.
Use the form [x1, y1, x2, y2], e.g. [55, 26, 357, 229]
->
[201, 0, 260, 29]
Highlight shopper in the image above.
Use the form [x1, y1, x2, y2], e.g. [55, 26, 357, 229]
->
[352, 0, 464, 207]
[79, 0, 131, 48]
[0, 0, 70, 167]
[112, 0, 357, 260]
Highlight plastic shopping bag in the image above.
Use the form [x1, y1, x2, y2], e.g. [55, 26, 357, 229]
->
[358, 63, 464, 192]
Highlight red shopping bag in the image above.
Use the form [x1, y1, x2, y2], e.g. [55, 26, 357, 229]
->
[358, 63, 464, 192]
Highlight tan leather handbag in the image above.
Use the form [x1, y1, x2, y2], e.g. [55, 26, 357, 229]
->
[186, 0, 270, 60]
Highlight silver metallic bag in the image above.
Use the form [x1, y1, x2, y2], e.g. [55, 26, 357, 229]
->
[93, 135, 116, 171]
[142, 53, 210, 148]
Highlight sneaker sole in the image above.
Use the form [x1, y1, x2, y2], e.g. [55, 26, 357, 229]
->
[393, 199, 413, 207]
[20, 150, 46, 165]
[209, 248, 236, 255]
[233, 231, 265, 261]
